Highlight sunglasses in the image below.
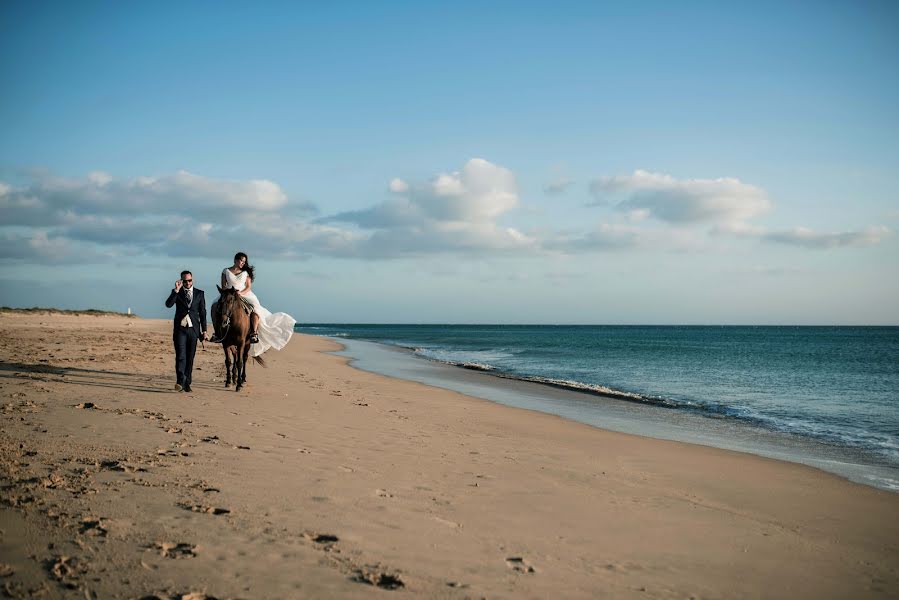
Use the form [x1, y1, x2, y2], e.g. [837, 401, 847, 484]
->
[182, 279, 193, 283]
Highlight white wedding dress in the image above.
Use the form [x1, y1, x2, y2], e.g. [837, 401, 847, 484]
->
[222, 268, 295, 357]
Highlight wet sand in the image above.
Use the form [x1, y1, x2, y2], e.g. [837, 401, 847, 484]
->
[0, 312, 896, 599]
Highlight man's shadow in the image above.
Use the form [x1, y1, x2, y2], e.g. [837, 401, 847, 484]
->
[0, 361, 220, 394]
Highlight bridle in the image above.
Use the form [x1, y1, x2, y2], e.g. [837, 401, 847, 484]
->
[209, 293, 236, 344]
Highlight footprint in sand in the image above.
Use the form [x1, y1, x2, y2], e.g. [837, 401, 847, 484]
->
[304, 532, 341, 552]
[375, 489, 393, 498]
[78, 517, 108, 537]
[179, 503, 230, 515]
[100, 460, 126, 471]
[352, 566, 405, 590]
[446, 581, 470, 589]
[45, 555, 85, 587]
[505, 556, 536, 573]
[153, 541, 197, 559]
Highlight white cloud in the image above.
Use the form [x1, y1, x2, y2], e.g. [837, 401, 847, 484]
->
[333, 158, 518, 226]
[761, 225, 890, 248]
[0, 170, 334, 263]
[543, 177, 574, 196]
[544, 223, 642, 252]
[388, 177, 409, 193]
[0, 231, 114, 264]
[323, 158, 530, 256]
[589, 170, 770, 224]
[87, 171, 113, 186]
[0, 169, 315, 228]
[625, 208, 650, 222]
[717, 222, 890, 248]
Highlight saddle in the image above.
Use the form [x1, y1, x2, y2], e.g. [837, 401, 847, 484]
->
[215, 294, 253, 316]
[237, 296, 254, 315]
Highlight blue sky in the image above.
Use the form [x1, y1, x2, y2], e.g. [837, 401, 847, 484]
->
[1, 1, 897, 324]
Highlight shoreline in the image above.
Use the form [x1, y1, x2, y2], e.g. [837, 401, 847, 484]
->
[325, 335, 899, 492]
[1, 313, 897, 598]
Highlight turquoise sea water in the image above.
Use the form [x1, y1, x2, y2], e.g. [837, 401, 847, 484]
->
[297, 324, 899, 488]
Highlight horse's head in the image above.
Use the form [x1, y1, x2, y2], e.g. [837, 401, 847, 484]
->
[218, 286, 240, 316]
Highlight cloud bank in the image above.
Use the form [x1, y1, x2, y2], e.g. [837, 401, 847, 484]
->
[0, 163, 889, 265]
[589, 170, 770, 224]
[719, 223, 891, 248]
[587, 169, 888, 249]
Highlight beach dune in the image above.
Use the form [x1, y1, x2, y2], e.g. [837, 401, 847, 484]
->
[0, 311, 896, 599]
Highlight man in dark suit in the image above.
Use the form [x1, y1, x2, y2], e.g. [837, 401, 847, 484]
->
[165, 270, 207, 392]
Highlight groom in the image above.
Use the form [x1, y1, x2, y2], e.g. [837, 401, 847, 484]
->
[165, 270, 207, 392]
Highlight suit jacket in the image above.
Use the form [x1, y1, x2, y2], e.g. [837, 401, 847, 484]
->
[165, 287, 207, 336]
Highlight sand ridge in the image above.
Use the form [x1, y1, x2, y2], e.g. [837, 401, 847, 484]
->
[0, 312, 897, 598]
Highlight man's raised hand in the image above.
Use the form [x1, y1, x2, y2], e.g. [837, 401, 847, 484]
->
[175, 279, 183, 292]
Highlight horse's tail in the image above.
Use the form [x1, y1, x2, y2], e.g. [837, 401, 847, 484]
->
[252, 355, 267, 368]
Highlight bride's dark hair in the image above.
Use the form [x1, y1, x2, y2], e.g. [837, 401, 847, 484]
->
[234, 252, 255, 281]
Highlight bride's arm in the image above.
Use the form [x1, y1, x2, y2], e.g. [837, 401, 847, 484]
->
[239, 277, 252, 296]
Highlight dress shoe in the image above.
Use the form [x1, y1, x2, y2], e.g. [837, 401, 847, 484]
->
[174, 383, 183, 392]
[183, 385, 192, 393]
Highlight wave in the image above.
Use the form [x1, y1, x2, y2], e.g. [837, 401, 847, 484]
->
[410, 349, 670, 406]
[459, 362, 495, 371]
[404, 346, 899, 459]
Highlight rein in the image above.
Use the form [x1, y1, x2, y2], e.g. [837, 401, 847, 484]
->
[209, 318, 230, 344]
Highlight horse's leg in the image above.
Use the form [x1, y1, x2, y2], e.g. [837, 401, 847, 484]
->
[224, 344, 232, 387]
[241, 343, 250, 384]
[233, 346, 241, 391]
[235, 342, 244, 392]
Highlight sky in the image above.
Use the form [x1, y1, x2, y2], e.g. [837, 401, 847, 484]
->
[1, 1, 897, 324]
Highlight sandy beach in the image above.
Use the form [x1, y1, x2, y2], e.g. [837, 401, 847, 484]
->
[0, 311, 896, 599]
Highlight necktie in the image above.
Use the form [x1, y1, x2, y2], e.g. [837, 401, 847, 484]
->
[186, 289, 192, 307]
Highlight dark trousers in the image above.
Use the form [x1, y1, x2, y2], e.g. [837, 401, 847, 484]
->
[173, 327, 199, 386]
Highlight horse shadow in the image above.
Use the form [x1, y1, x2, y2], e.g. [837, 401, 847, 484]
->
[0, 361, 221, 395]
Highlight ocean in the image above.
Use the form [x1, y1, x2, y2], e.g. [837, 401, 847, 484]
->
[296, 324, 899, 491]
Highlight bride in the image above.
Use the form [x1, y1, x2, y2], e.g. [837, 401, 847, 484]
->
[216, 252, 295, 357]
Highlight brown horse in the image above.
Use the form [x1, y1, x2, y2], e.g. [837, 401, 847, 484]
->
[212, 286, 264, 391]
